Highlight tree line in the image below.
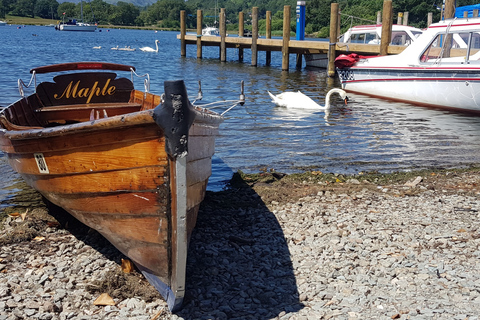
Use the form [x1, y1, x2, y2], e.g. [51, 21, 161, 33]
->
[1, 0, 479, 36]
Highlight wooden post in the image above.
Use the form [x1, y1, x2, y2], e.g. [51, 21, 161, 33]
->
[266, 11, 272, 66]
[403, 12, 409, 25]
[196, 10, 202, 59]
[282, 5, 291, 71]
[380, 0, 392, 56]
[327, 3, 339, 77]
[474, 9, 479, 17]
[251, 7, 258, 66]
[180, 10, 186, 57]
[464, 11, 469, 18]
[220, 8, 226, 62]
[428, 12, 432, 26]
[444, 0, 455, 19]
[238, 12, 244, 61]
[377, 11, 381, 24]
[397, 12, 402, 25]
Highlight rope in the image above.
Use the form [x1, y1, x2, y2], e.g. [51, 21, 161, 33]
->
[17, 71, 36, 97]
[130, 68, 150, 93]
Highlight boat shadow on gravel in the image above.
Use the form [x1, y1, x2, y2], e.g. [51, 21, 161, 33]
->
[178, 173, 304, 319]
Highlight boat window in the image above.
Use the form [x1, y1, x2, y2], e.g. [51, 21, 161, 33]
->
[391, 32, 411, 45]
[420, 32, 469, 63]
[349, 33, 366, 43]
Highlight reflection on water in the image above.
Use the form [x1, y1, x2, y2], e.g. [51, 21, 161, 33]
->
[1, 26, 480, 199]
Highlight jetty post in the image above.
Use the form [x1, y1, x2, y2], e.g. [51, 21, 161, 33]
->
[251, 7, 258, 66]
[266, 11, 272, 66]
[180, 10, 186, 56]
[196, 10, 202, 59]
[220, 8, 226, 61]
[238, 12, 244, 61]
[380, 0, 392, 56]
[327, 3, 339, 77]
[282, 5, 291, 71]
[444, 0, 455, 19]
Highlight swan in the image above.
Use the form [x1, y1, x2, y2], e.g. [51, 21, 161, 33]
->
[268, 88, 348, 119]
[140, 40, 160, 52]
[93, 46, 101, 49]
[111, 45, 119, 50]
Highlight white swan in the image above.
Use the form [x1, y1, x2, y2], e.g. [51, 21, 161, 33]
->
[268, 88, 348, 119]
[140, 40, 160, 52]
[111, 45, 119, 50]
[93, 46, 101, 49]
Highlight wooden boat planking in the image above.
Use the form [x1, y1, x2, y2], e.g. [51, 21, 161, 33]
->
[0, 62, 233, 311]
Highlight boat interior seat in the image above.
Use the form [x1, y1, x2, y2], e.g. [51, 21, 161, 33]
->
[35, 102, 143, 125]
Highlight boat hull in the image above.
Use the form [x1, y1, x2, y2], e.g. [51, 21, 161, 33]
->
[58, 24, 96, 32]
[338, 66, 480, 113]
[0, 65, 224, 311]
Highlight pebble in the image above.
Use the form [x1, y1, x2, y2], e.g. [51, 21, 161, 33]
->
[1, 172, 480, 319]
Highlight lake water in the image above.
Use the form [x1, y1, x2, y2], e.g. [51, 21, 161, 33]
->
[1, 24, 480, 207]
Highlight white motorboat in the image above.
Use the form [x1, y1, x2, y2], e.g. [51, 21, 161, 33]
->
[305, 24, 423, 68]
[202, 26, 220, 36]
[335, 17, 480, 113]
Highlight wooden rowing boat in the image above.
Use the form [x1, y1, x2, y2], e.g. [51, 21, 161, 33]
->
[0, 62, 242, 311]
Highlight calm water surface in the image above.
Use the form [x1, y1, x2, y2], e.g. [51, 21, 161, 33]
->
[1, 25, 480, 208]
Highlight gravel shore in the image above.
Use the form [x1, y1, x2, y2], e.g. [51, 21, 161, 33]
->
[1, 168, 480, 320]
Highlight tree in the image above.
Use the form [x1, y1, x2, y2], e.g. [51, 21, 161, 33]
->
[11, 0, 36, 17]
[57, 2, 75, 19]
[109, 1, 139, 25]
[34, 0, 58, 19]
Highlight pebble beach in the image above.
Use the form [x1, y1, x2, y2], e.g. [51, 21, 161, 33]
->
[1, 169, 480, 320]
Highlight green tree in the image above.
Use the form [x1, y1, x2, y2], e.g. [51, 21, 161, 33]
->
[109, 1, 139, 25]
[34, 0, 58, 19]
[11, 0, 36, 17]
[57, 2, 75, 20]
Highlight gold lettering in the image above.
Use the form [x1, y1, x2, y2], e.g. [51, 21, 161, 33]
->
[86, 82, 100, 104]
[53, 79, 116, 102]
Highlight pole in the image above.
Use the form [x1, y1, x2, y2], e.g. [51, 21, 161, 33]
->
[180, 10, 186, 57]
[196, 10, 202, 59]
[251, 7, 258, 67]
[380, 0, 392, 56]
[327, 3, 339, 77]
[266, 11, 272, 65]
[282, 5, 291, 71]
[238, 12, 244, 61]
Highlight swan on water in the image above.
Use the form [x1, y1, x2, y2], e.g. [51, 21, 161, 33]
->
[140, 40, 160, 52]
[93, 46, 101, 49]
[111, 45, 119, 50]
[268, 88, 348, 119]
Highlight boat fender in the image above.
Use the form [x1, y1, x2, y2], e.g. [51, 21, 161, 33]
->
[153, 80, 196, 158]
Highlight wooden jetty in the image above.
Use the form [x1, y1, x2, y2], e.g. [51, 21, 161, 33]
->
[178, 0, 415, 75]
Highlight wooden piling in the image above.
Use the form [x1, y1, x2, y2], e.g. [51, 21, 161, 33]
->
[380, 0, 392, 56]
[474, 9, 479, 17]
[266, 11, 272, 66]
[444, 0, 455, 19]
[220, 8, 226, 61]
[238, 12, 244, 61]
[403, 12, 409, 25]
[327, 3, 339, 77]
[180, 10, 186, 57]
[196, 10, 202, 59]
[282, 5, 291, 71]
[251, 7, 258, 67]
[428, 12, 432, 26]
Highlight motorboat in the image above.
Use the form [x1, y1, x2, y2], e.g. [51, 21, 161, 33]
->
[305, 24, 423, 68]
[202, 26, 220, 36]
[335, 17, 480, 113]
[0, 62, 244, 311]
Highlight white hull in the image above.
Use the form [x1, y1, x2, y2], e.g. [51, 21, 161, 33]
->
[304, 53, 328, 68]
[338, 67, 480, 112]
[58, 23, 96, 32]
[336, 17, 480, 113]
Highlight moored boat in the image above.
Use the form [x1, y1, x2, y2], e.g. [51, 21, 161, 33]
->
[0, 62, 244, 311]
[305, 24, 423, 68]
[335, 17, 480, 114]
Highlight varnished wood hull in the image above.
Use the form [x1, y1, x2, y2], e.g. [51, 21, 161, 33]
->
[0, 64, 223, 311]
